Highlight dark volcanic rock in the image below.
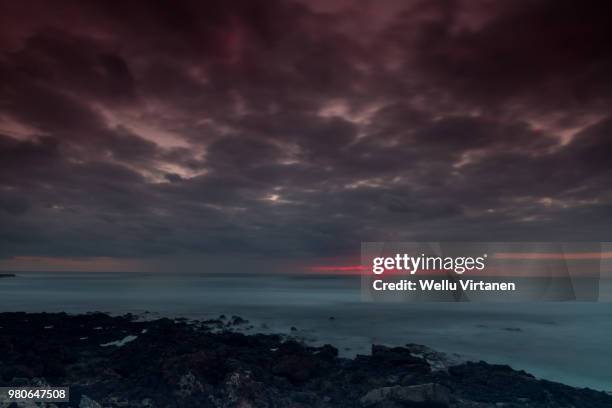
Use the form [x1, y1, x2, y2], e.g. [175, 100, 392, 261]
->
[0, 312, 610, 408]
[230, 315, 248, 325]
[441, 362, 612, 408]
[360, 383, 451, 406]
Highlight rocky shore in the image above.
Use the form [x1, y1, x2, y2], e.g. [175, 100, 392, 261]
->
[0, 312, 610, 408]
[0, 273, 15, 278]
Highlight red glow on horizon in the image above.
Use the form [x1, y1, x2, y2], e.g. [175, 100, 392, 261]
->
[307, 250, 611, 276]
[307, 265, 365, 274]
[306, 265, 405, 276]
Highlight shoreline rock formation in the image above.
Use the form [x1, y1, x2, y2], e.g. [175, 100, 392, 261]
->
[0, 312, 610, 407]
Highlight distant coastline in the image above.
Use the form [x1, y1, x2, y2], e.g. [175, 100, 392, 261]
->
[0, 273, 15, 278]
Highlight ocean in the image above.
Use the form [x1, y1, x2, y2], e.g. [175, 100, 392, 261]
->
[1, 272, 611, 391]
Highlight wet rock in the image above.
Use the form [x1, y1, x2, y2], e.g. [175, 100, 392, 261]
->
[316, 344, 339, 361]
[360, 383, 451, 406]
[404, 343, 463, 372]
[175, 371, 205, 399]
[79, 395, 102, 408]
[371, 345, 428, 366]
[231, 315, 248, 325]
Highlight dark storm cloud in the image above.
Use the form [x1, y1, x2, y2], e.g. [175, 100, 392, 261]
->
[380, 0, 612, 115]
[0, 0, 611, 266]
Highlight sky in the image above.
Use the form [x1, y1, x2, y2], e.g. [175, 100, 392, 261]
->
[0, 0, 611, 272]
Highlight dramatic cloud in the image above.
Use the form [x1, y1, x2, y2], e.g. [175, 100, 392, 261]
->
[0, 0, 611, 270]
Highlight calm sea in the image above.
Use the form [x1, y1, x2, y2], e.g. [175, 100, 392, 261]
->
[1, 272, 611, 391]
